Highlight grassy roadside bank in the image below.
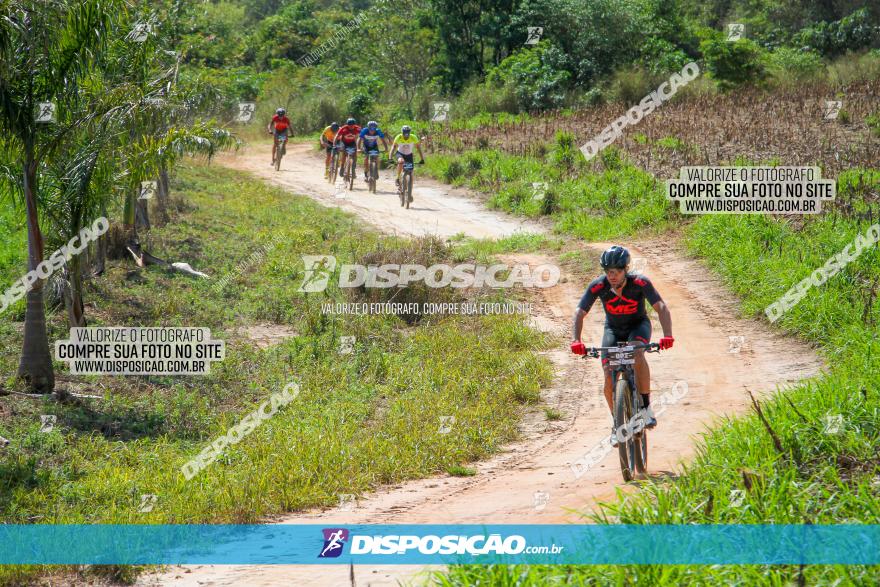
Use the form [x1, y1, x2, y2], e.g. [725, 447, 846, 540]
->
[0, 163, 553, 585]
[426, 144, 880, 584]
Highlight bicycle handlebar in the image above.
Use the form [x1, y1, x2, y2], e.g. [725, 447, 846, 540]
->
[581, 341, 661, 359]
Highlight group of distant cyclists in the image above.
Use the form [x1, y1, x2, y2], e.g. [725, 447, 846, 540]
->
[268, 108, 425, 190]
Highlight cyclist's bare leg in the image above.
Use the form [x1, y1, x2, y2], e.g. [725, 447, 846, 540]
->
[271, 138, 277, 164]
[324, 148, 332, 172]
[339, 151, 348, 175]
[396, 157, 404, 180]
[634, 349, 650, 395]
[363, 152, 370, 177]
[603, 364, 614, 412]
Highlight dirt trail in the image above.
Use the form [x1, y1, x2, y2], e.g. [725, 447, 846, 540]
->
[140, 144, 823, 587]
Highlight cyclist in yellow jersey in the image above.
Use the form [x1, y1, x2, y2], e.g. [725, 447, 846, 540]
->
[320, 122, 340, 179]
[389, 125, 425, 187]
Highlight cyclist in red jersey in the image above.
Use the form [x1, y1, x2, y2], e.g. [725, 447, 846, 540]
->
[570, 246, 674, 446]
[333, 117, 362, 180]
[267, 107, 291, 166]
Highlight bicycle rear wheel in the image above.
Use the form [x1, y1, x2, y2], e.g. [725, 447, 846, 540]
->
[614, 378, 636, 482]
[347, 157, 355, 190]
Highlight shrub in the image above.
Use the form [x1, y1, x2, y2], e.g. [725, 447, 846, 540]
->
[347, 236, 462, 325]
[442, 160, 464, 183]
[700, 37, 767, 90]
[762, 47, 825, 85]
[347, 91, 374, 121]
[549, 131, 580, 178]
[465, 153, 482, 173]
[486, 41, 571, 112]
[608, 66, 662, 105]
[540, 185, 560, 216]
[599, 146, 624, 171]
[452, 83, 518, 118]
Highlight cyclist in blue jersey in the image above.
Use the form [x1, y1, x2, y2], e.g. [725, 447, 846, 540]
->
[358, 121, 390, 182]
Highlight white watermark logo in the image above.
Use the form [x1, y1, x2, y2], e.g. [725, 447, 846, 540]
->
[438, 415, 455, 434]
[765, 223, 880, 322]
[298, 256, 560, 292]
[728, 335, 745, 353]
[727, 24, 744, 41]
[39, 415, 57, 433]
[237, 102, 256, 123]
[36, 102, 56, 123]
[581, 62, 700, 161]
[533, 490, 550, 511]
[339, 336, 356, 355]
[138, 494, 158, 513]
[181, 382, 300, 480]
[338, 494, 357, 511]
[823, 100, 842, 121]
[1, 217, 109, 315]
[139, 181, 157, 201]
[525, 27, 543, 45]
[128, 22, 153, 43]
[299, 255, 337, 292]
[432, 102, 450, 122]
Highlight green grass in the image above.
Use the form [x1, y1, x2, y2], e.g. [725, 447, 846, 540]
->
[0, 200, 28, 312]
[445, 232, 563, 264]
[0, 162, 553, 585]
[543, 407, 563, 421]
[424, 142, 674, 240]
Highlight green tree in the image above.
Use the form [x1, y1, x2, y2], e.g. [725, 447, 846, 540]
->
[362, 2, 438, 111]
[0, 0, 122, 393]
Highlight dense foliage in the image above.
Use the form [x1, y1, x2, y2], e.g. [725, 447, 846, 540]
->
[164, 0, 879, 131]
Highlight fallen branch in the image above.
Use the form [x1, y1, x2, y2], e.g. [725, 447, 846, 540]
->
[142, 250, 209, 278]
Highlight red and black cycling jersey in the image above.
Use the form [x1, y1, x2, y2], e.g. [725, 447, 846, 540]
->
[578, 273, 662, 329]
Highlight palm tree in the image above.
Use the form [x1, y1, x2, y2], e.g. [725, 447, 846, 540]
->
[0, 0, 123, 392]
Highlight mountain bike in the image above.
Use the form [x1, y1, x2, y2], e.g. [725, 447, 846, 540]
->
[365, 148, 382, 193]
[398, 161, 414, 208]
[328, 145, 340, 184]
[342, 146, 357, 191]
[273, 134, 287, 171]
[582, 341, 661, 482]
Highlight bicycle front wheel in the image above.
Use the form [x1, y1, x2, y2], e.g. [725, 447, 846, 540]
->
[330, 152, 339, 184]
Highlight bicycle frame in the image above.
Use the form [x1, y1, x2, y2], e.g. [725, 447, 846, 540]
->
[582, 341, 660, 480]
[585, 341, 659, 416]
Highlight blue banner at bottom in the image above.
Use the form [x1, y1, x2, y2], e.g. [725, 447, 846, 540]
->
[0, 525, 878, 565]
